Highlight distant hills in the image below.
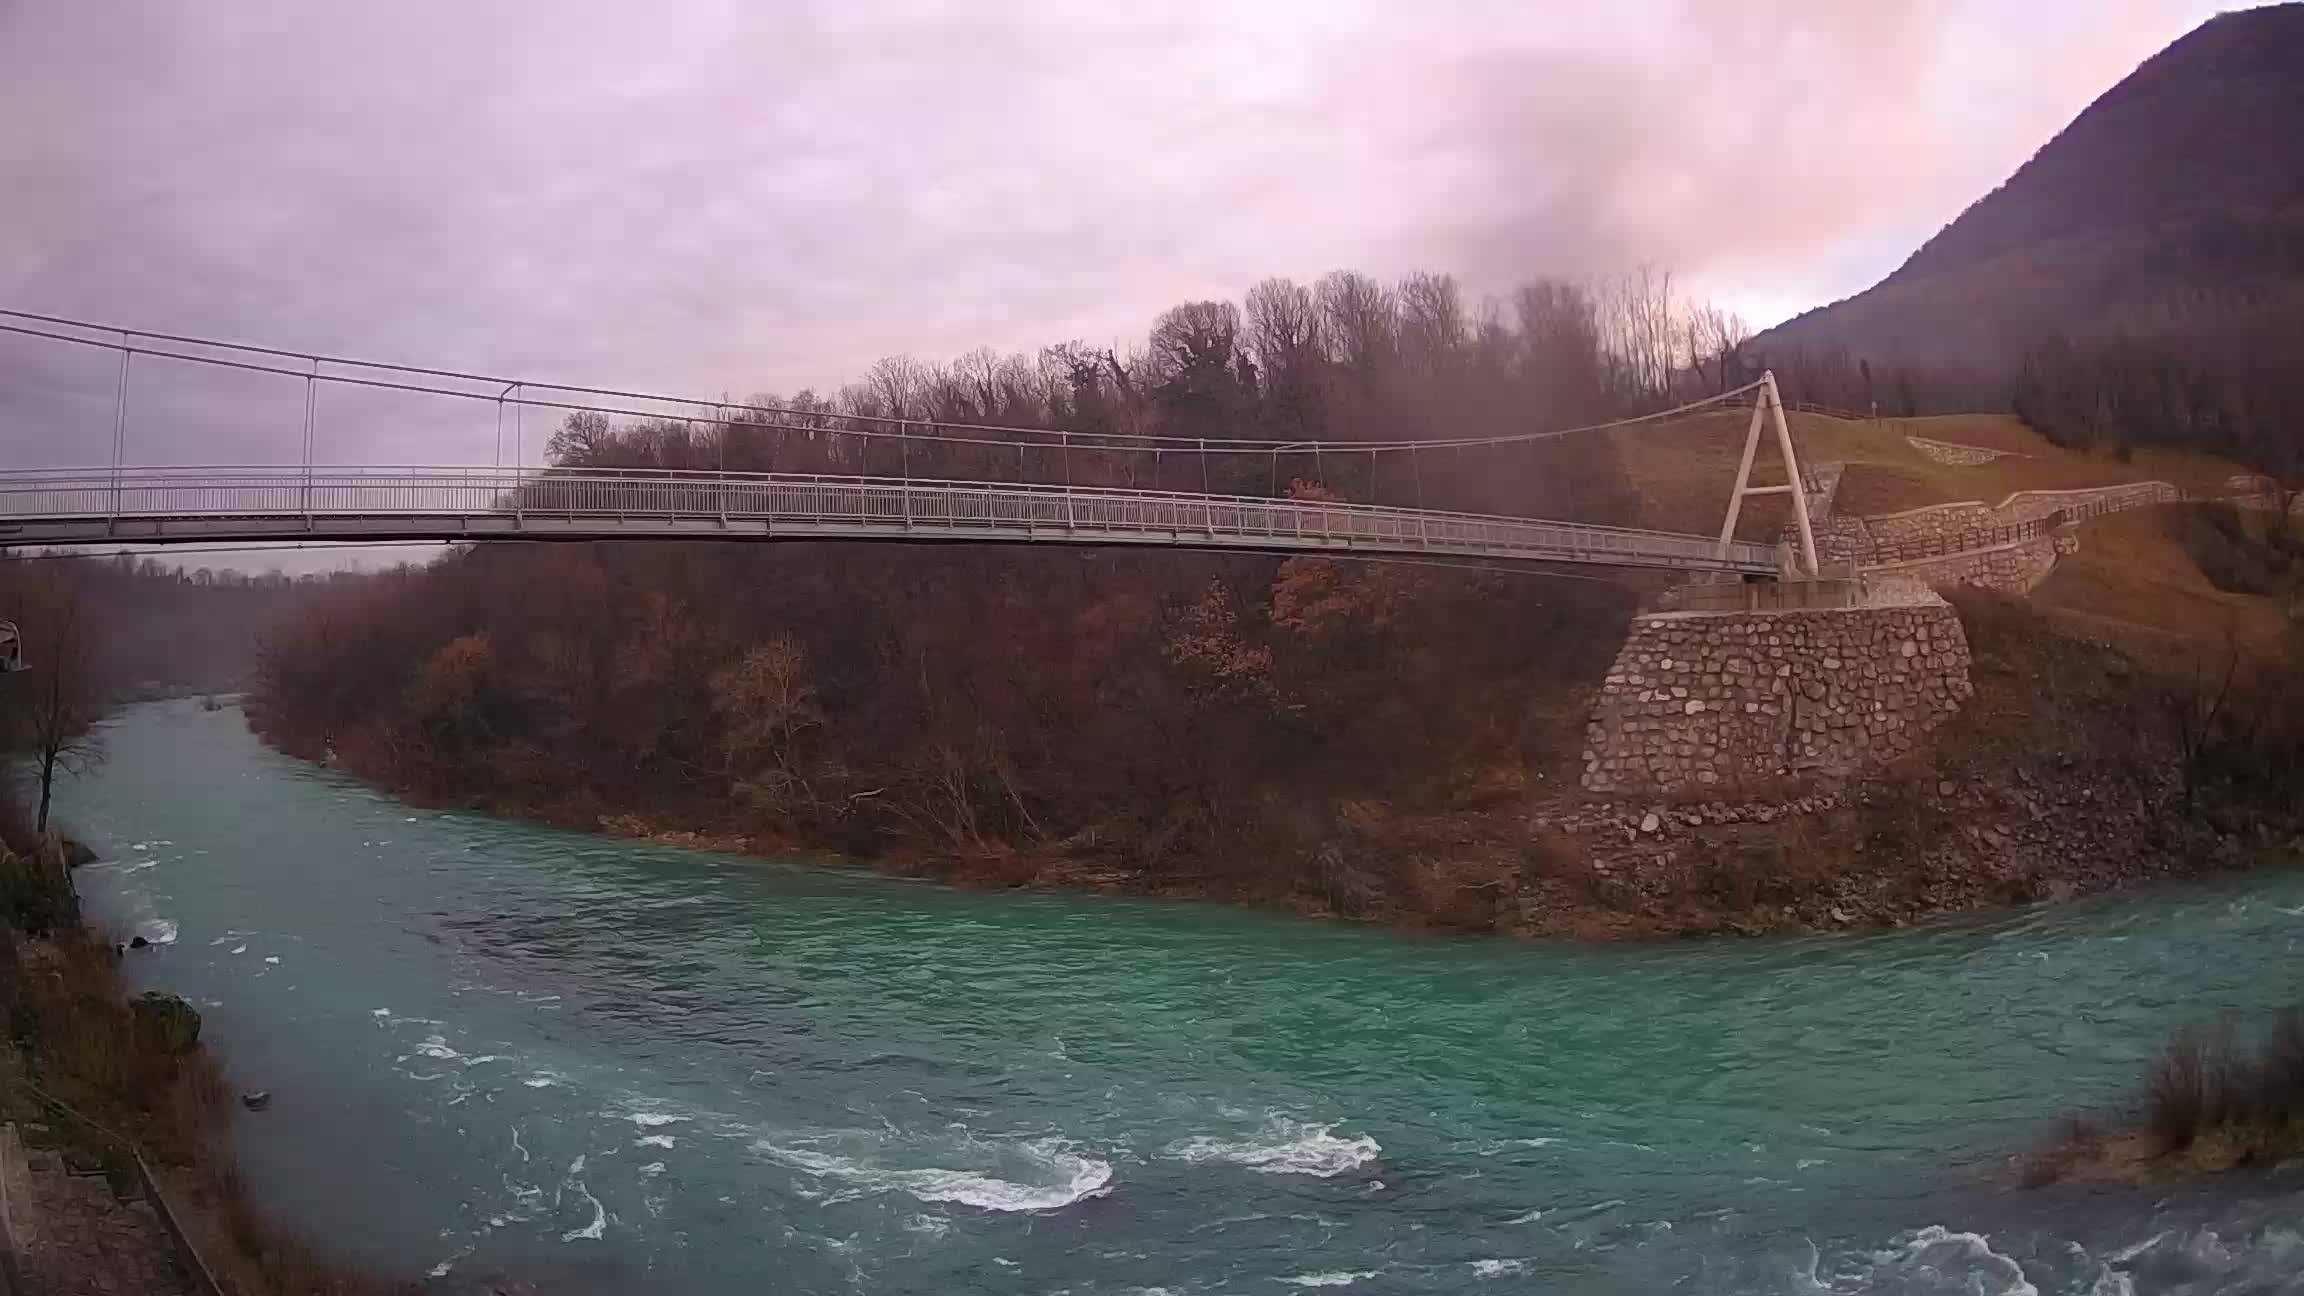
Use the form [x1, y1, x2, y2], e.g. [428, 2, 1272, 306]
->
[1752, 3, 2304, 376]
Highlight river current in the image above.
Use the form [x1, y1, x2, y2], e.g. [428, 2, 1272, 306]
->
[62, 700, 2304, 1293]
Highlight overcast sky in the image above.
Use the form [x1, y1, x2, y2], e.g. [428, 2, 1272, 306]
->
[0, 0, 2237, 519]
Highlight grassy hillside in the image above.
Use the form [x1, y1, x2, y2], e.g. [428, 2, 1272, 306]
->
[2032, 507, 2300, 666]
[1611, 409, 2252, 539]
[1612, 407, 2296, 660]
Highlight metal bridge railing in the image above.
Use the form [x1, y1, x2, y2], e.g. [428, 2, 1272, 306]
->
[0, 466, 1781, 573]
[15, 1083, 227, 1296]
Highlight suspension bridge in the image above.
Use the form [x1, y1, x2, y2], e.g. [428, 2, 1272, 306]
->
[0, 311, 1818, 576]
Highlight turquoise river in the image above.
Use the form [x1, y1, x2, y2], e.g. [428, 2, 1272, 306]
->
[63, 701, 2304, 1293]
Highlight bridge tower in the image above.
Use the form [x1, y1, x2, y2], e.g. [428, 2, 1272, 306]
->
[1714, 371, 1820, 577]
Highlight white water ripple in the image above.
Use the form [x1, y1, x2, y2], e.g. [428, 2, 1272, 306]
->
[758, 1134, 1112, 1212]
[1165, 1119, 1381, 1178]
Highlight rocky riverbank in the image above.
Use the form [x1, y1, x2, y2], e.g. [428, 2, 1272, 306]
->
[321, 707, 2299, 948]
[0, 832, 537, 1294]
[256, 590, 2303, 944]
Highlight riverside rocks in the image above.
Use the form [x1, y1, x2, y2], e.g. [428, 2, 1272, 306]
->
[1511, 751, 2279, 939]
[128, 991, 201, 1055]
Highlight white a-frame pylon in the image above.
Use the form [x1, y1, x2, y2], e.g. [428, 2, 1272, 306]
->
[1715, 371, 1820, 577]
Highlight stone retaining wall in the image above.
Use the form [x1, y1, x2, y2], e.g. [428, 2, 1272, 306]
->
[1810, 515, 1876, 564]
[1862, 534, 2071, 595]
[1582, 595, 1974, 796]
[1791, 480, 2186, 571]
[1803, 462, 1844, 519]
[1907, 436, 2016, 466]
[1860, 481, 2181, 562]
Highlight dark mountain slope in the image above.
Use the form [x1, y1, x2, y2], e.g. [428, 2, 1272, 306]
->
[1752, 3, 2304, 374]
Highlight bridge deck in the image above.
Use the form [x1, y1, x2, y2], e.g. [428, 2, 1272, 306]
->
[0, 468, 1778, 574]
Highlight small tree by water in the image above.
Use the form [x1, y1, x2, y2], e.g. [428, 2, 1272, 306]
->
[2, 567, 109, 833]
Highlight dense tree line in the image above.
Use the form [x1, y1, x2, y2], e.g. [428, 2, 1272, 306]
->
[252, 266, 1765, 909]
[1754, 283, 2304, 495]
[528, 265, 1756, 523]
[69, 553, 319, 694]
[0, 553, 324, 830]
[2009, 289, 2304, 490]
[254, 539, 1634, 906]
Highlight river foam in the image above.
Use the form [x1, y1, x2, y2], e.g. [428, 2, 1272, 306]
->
[1799, 1226, 2040, 1296]
[1164, 1119, 1381, 1177]
[757, 1132, 1112, 1212]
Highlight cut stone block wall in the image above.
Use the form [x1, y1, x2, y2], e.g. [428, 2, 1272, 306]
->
[1582, 594, 1974, 796]
[1810, 516, 1877, 565]
[1862, 533, 2072, 596]
[1789, 480, 2188, 575]
[1803, 462, 1844, 519]
[1859, 482, 2180, 562]
[1907, 436, 2017, 466]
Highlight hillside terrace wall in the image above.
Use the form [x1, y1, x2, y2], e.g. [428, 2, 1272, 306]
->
[1862, 533, 2073, 596]
[1858, 481, 2181, 562]
[1582, 592, 1973, 796]
[1907, 435, 2019, 466]
[1786, 480, 2189, 571]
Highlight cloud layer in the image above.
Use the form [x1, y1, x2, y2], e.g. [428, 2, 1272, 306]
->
[0, 0, 2227, 474]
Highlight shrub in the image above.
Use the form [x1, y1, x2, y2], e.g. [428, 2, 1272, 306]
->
[2140, 1008, 2304, 1156]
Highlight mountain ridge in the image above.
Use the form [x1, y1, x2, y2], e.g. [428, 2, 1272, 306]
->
[1752, 3, 2304, 375]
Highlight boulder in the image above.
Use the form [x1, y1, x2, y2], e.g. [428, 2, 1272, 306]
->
[129, 991, 202, 1055]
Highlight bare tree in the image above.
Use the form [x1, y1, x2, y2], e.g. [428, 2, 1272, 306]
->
[1596, 264, 1678, 402]
[1244, 277, 1323, 438]
[711, 633, 822, 813]
[1146, 301, 1244, 382]
[1396, 271, 1469, 379]
[1315, 271, 1400, 441]
[546, 409, 617, 465]
[2169, 624, 2241, 813]
[863, 355, 936, 424]
[1682, 301, 1752, 394]
[1513, 278, 1608, 425]
[5, 569, 108, 835]
[1315, 270, 1398, 377]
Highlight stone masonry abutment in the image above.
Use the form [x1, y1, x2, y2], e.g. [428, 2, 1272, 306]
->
[1581, 592, 1974, 796]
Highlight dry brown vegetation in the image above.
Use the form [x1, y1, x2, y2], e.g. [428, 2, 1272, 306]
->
[2027, 1009, 2304, 1186]
[252, 264, 1767, 923]
[253, 538, 1643, 923]
[1602, 404, 2254, 547]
